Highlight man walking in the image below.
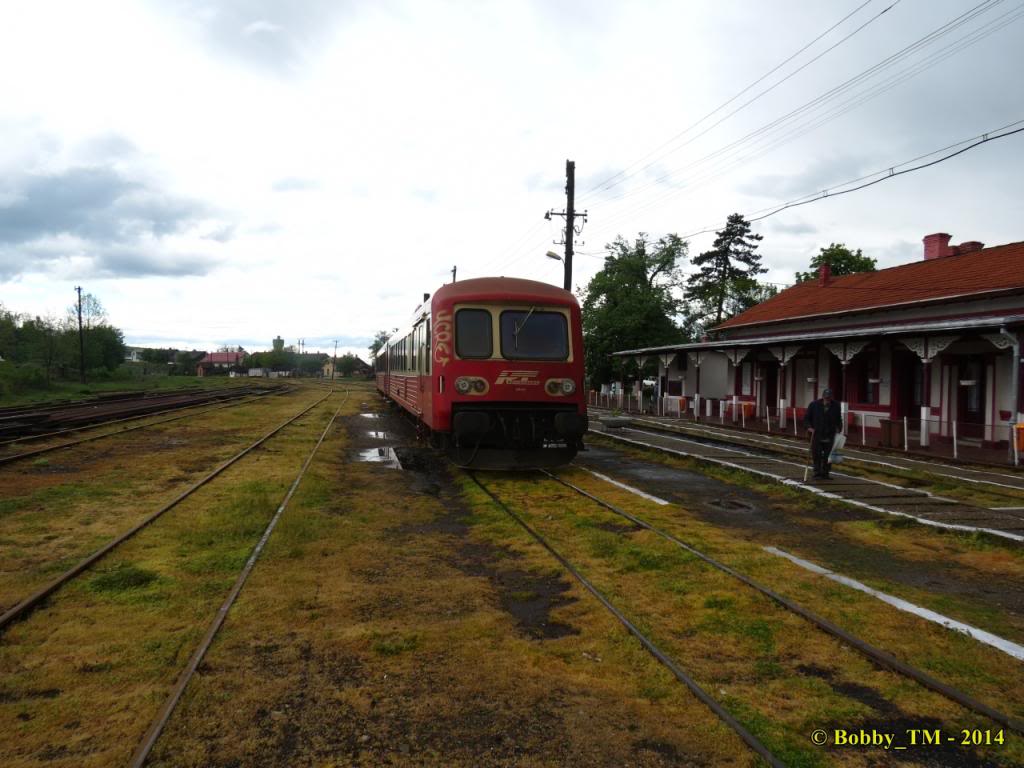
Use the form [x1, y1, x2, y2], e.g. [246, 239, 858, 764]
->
[804, 388, 842, 479]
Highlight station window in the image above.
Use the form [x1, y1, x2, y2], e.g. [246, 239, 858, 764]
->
[456, 309, 493, 359]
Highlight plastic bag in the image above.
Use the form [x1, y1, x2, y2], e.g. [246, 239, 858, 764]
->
[828, 433, 847, 464]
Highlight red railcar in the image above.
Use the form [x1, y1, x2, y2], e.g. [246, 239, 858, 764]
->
[375, 277, 588, 469]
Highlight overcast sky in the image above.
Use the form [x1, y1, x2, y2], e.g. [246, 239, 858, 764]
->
[1, 0, 1022, 357]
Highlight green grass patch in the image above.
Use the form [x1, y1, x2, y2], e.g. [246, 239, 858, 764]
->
[88, 562, 160, 593]
[370, 632, 420, 656]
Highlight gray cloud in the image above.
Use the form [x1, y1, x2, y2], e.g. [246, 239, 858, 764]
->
[163, 0, 353, 76]
[767, 218, 818, 236]
[0, 167, 213, 245]
[94, 249, 218, 278]
[739, 153, 870, 200]
[272, 176, 319, 192]
[0, 160, 230, 280]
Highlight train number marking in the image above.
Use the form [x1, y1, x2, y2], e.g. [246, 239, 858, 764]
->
[433, 310, 452, 367]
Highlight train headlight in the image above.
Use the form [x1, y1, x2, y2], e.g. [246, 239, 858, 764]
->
[455, 376, 488, 395]
[545, 378, 575, 396]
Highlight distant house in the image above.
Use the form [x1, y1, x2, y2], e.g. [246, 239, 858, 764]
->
[124, 346, 143, 363]
[196, 350, 246, 377]
[323, 356, 373, 378]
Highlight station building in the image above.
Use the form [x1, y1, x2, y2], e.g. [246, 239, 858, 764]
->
[611, 233, 1024, 448]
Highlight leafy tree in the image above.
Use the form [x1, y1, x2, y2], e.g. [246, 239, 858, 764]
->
[795, 243, 877, 282]
[581, 233, 691, 385]
[686, 213, 766, 330]
[336, 353, 361, 376]
[368, 330, 390, 358]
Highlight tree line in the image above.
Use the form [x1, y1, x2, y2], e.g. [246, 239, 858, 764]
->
[0, 294, 125, 395]
[581, 213, 877, 385]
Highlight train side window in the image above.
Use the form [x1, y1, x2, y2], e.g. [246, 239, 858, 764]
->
[411, 329, 417, 371]
[455, 309, 492, 359]
[425, 319, 431, 374]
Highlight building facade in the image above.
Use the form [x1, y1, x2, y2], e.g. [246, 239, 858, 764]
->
[612, 234, 1024, 448]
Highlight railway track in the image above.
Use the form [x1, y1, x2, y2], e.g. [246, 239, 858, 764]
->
[471, 469, 1024, 765]
[129, 390, 349, 767]
[0, 384, 264, 440]
[0, 388, 281, 466]
[588, 418, 1024, 542]
[593, 409, 1024, 496]
[0, 390, 333, 630]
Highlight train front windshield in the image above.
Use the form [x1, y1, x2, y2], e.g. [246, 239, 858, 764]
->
[500, 310, 568, 360]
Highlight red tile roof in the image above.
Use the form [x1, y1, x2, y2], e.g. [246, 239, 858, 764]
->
[714, 240, 1024, 332]
[201, 351, 245, 364]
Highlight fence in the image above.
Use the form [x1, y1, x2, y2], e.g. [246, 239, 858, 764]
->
[588, 390, 1023, 466]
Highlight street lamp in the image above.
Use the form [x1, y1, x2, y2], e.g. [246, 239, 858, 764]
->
[545, 250, 562, 262]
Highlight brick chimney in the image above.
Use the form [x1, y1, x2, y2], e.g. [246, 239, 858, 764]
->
[956, 240, 984, 254]
[923, 232, 952, 260]
[818, 263, 832, 286]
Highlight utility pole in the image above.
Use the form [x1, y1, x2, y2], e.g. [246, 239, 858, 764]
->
[75, 286, 85, 383]
[545, 159, 587, 291]
[332, 339, 338, 380]
[451, 265, 457, 283]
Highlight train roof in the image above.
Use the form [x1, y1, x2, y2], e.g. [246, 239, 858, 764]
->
[432, 277, 578, 307]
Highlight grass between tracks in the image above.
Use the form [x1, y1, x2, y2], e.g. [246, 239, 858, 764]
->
[462, 469, 1024, 767]
[0, 387, 315, 615]
[633, 419, 1024, 509]
[0, 385, 343, 768]
[146, 389, 750, 767]
[589, 433, 1024, 637]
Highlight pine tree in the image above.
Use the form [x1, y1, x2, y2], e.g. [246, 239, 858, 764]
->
[686, 213, 766, 329]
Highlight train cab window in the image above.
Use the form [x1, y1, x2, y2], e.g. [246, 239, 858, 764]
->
[425, 319, 431, 374]
[456, 309, 492, 359]
[500, 310, 568, 360]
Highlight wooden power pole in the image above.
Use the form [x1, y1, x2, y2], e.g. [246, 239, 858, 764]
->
[546, 160, 587, 292]
[75, 286, 85, 383]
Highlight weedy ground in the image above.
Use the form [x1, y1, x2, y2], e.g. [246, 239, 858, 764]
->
[459, 468, 1024, 767]
[0, 384, 344, 767]
[145, 389, 749, 767]
[2, 385, 1022, 767]
[0, 385, 310, 613]
[586, 433, 1024, 646]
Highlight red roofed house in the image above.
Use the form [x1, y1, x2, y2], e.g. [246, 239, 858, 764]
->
[196, 350, 246, 376]
[611, 233, 1024, 457]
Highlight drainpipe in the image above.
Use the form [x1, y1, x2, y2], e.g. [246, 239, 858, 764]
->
[1000, 327, 1020, 464]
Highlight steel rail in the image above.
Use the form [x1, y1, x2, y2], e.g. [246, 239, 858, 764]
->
[129, 390, 348, 768]
[0, 382, 256, 428]
[469, 473, 784, 768]
[0, 392, 274, 467]
[591, 405, 1024, 490]
[0, 391, 333, 632]
[541, 469, 1024, 735]
[0, 386, 274, 449]
[0, 387, 270, 448]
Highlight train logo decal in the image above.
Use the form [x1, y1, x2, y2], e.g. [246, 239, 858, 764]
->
[433, 310, 452, 366]
[495, 370, 540, 386]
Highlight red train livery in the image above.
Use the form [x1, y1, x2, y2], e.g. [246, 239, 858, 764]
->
[375, 277, 588, 469]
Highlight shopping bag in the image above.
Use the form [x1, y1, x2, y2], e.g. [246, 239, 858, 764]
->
[828, 433, 846, 464]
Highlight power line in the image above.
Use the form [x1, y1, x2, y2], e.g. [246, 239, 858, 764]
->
[589, 0, 1012, 229]
[581, 0, 897, 201]
[479, 1, 884, 279]
[676, 122, 1024, 240]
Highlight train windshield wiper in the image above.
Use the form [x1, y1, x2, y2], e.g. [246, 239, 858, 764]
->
[513, 306, 537, 351]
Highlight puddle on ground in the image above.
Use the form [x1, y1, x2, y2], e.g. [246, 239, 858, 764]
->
[358, 447, 404, 469]
[366, 431, 389, 440]
[359, 413, 381, 419]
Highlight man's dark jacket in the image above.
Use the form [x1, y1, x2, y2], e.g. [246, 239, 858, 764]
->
[804, 398, 842, 440]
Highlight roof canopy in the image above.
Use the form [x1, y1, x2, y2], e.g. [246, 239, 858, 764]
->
[713, 240, 1024, 331]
